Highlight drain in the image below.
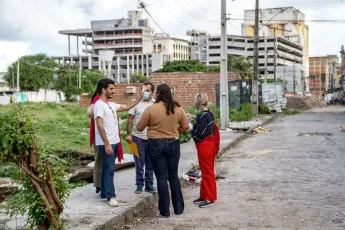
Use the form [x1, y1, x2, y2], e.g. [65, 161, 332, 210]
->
[298, 132, 333, 137]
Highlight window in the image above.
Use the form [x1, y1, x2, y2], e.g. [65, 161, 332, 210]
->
[209, 46, 220, 49]
[209, 53, 220, 57]
[228, 46, 245, 51]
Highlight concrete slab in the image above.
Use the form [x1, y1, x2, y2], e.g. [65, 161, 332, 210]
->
[0, 115, 274, 230]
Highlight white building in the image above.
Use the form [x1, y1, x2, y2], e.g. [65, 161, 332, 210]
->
[153, 33, 189, 61]
[190, 34, 304, 79]
[186, 30, 207, 60]
[56, 10, 170, 83]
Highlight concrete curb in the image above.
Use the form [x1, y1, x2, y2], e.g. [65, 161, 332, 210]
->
[102, 115, 279, 230]
[96, 193, 157, 230]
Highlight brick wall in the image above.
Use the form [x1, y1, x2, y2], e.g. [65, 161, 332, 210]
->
[79, 83, 143, 108]
[80, 72, 241, 108]
[151, 72, 241, 107]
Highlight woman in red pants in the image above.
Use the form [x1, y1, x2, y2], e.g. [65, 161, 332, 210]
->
[190, 92, 220, 208]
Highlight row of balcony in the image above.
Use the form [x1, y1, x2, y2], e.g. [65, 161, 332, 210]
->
[94, 33, 143, 37]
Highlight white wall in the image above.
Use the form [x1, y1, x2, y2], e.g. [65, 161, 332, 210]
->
[0, 89, 66, 105]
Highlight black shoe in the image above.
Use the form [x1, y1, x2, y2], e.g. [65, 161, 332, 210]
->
[145, 184, 157, 193]
[193, 198, 205, 204]
[135, 185, 143, 194]
[95, 187, 100, 193]
[199, 200, 215, 208]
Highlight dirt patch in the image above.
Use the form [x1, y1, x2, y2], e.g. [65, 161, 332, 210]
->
[286, 96, 326, 109]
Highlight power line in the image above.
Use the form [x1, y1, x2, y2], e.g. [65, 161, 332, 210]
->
[154, 0, 193, 29]
[182, 0, 214, 20]
[230, 17, 345, 23]
[227, 20, 242, 34]
[188, 0, 220, 15]
[172, 0, 218, 23]
[137, 0, 184, 46]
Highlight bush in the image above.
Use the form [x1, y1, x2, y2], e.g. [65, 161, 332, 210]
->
[0, 106, 70, 230]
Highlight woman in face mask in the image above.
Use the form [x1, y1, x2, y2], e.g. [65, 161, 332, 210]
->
[191, 92, 220, 208]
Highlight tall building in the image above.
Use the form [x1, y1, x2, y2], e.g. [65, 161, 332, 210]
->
[188, 33, 304, 93]
[309, 55, 339, 96]
[243, 7, 309, 91]
[153, 33, 189, 61]
[55, 10, 170, 83]
[186, 30, 207, 60]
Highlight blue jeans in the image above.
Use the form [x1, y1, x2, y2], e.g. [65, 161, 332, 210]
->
[98, 144, 118, 199]
[148, 138, 184, 216]
[132, 136, 154, 187]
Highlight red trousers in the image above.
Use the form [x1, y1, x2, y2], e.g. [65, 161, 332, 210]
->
[195, 136, 217, 201]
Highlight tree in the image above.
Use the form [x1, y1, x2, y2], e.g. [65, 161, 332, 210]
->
[130, 72, 150, 83]
[54, 68, 104, 101]
[5, 54, 57, 91]
[207, 55, 252, 79]
[156, 60, 208, 72]
[0, 107, 70, 229]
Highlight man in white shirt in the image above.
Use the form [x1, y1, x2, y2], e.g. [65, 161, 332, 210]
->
[126, 82, 155, 194]
[94, 78, 145, 207]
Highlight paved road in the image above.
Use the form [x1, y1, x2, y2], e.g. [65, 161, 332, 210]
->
[122, 106, 345, 230]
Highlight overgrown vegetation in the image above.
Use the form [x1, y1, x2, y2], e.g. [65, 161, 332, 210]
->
[0, 106, 70, 229]
[130, 72, 150, 83]
[156, 59, 208, 73]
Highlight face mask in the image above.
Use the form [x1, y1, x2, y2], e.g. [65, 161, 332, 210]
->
[143, 91, 151, 101]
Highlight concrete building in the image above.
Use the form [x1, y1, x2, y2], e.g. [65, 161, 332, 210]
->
[309, 55, 339, 96]
[243, 7, 309, 89]
[153, 33, 189, 61]
[56, 10, 170, 83]
[186, 30, 207, 60]
[0, 71, 6, 88]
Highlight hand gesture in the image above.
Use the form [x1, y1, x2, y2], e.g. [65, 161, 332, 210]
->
[125, 135, 132, 143]
[105, 144, 113, 156]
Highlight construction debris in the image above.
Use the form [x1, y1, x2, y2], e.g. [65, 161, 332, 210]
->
[252, 126, 272, 135]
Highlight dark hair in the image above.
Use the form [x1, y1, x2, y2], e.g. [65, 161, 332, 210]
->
[91, 78, 115, 103]
[155, 84, 180, 115]
[143, 82, 155, 92]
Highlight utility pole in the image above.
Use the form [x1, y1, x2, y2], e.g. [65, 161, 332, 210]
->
[16, 57, 20, 103]
[251, 0, 259, 115]
[293, 58, 296, 93]
[12, 69, 14, 92]
[79, 56, 82, 88]
[220, 0, 229, 129]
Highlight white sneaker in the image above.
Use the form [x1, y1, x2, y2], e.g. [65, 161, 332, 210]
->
[109, 198, 119, 207]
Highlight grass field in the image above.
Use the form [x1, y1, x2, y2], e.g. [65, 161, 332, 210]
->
[0, 102, 129, 154]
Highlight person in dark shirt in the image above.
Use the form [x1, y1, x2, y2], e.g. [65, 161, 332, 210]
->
[190, 92, 219, 208]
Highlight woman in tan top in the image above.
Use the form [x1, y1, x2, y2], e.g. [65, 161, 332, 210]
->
[137, 84, 189, 217]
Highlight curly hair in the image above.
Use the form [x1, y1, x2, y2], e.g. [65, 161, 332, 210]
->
[155, 84, 180, 115]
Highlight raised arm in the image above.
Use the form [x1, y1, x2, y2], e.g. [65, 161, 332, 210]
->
[117, 85, 145, 112]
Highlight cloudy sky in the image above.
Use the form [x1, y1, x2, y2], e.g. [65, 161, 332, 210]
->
[1, 0, 345, 71]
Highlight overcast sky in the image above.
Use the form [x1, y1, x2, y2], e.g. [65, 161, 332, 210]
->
[1, 0, 345, 71]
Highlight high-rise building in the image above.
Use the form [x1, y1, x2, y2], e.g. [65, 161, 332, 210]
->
[55, 10, 170, 83]
[188, 32, 304, 93]
[309, 55, 339, 96]
[243, 7, 309, 88]
[186, 30, 207, 60]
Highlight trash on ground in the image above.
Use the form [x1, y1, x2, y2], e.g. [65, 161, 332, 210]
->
[252, 126, 272, 135]
[182, 169, 224, 183]
[340, 126, 345, 132]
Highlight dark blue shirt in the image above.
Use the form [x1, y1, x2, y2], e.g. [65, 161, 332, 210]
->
[192, 110, 215, 143]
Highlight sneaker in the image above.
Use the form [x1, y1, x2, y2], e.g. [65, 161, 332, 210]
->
[109, 198, 119, 207]
[199, 200, 214, 208]
[193, 198, 205, 204]
[135, 185, 143, 194]
[99, 194, 107, 202]
[95, 187, 100, 193]
[145, 184, 156, 193]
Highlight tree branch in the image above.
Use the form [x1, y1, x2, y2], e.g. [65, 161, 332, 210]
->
[45, 159, 64, 214]
[19, 163, 45, 184]
[29, 177, 59, 229]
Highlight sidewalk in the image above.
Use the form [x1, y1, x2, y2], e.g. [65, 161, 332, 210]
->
[1, 115, 274, 230]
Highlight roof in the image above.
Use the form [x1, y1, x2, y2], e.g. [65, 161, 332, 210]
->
[58, 29, 93, 37]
